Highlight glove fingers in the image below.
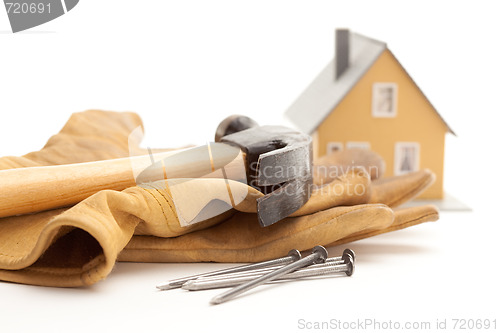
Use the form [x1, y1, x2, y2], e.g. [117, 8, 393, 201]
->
[313, 148, 386, 183]
[290, 168, 371, 217]
[119, 204, 394, 263]
[368, 169, 436, 207]
[326, 204, 439, 246]
[391, 205, 440, 231]
[229, 166, 372, 217]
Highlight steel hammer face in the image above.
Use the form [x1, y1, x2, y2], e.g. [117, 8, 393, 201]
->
[220, 125, 313, 227]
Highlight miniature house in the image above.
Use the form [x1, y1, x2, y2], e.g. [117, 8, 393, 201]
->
[285, 29, 454, 199]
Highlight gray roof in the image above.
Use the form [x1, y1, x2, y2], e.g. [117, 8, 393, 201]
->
[284, 31, 454, 135]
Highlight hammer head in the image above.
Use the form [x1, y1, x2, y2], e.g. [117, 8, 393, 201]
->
[217, 118, 313, 227]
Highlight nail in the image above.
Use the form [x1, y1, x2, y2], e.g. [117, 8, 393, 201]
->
[184, 254, 354, 291]
[191, 249, 355, 283]
[156, 249, 301, 290]
[210, 245, 328, 305]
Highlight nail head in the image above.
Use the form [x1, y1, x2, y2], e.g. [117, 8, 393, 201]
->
[342, 249, 356, 263]
[311, 246, 328, 264]
[287, 249, 301, 261]
[345, 255, 354, 276]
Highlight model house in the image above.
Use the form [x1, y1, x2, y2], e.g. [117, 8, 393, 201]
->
[285, 29, 454, 199]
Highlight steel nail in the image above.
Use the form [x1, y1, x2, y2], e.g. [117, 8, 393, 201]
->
[156, 249, 301, 290]
[192, 249, 355, 283]
[184, 254, 354, 291]
[210, 245, 328, 305]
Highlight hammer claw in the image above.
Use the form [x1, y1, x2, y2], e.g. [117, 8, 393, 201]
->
[257, 142, 312, 186]
[256, 177, 313, 227]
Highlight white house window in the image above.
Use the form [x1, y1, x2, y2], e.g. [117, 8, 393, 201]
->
[394, 142, 420, 175]
[326, 142, 343, 154]
[346, 141, 371, 150]
[372, 83, 398, 118]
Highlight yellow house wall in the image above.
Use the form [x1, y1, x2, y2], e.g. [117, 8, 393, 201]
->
[316, 49, 447, 199]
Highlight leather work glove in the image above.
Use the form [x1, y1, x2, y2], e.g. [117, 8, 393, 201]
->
[0, 110, 438, 287]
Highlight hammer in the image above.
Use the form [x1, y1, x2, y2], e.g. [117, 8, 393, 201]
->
[0, 115, 312, 227]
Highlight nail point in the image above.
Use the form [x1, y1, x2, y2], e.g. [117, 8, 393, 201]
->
[156, 283, 169, 290]
[156, 282, 182, 290]
[210, 295, 224, 305]
[181, 281, 195, 290]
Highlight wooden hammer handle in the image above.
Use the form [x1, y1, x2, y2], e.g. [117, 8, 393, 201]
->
[0, 143, 244, 218]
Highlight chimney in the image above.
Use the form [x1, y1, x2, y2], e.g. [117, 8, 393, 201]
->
[335, 29, 350, 80]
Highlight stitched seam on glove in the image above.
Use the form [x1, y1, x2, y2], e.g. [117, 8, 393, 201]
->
[332, 211, 438, 245]
[143, 188, 170, 221]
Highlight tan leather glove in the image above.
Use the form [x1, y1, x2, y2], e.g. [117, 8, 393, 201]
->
[120, 170, 437, 263]
[0, 110, 438, 287]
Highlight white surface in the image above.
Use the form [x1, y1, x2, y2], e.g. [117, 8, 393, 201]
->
[1, 1, 500, 332]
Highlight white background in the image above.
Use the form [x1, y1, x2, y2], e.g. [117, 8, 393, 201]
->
[1, 1, 499, 332]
